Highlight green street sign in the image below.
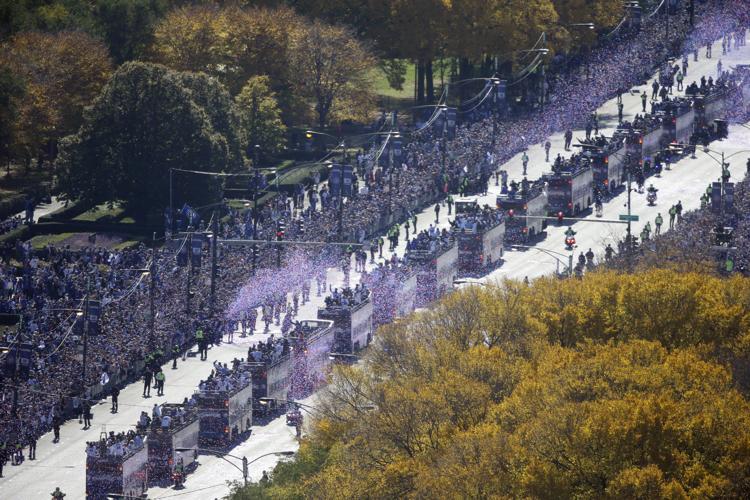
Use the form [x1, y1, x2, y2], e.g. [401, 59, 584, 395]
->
[619, 214, 639, 222]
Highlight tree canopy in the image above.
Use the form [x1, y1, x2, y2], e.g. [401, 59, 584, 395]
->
[0, 30, 112, 165]
[150, 4, 296, 95]
[56, 61, 243, 218]
[235, 76, 286, 156]
[0, 66, 24, 165]
[288, 20, 376, 128]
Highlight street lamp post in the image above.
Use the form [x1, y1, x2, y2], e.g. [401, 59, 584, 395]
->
[328, 352, 361, 363]
[81, 275, 91, 392]
[149, 233, 157, 348]
[175, 448, 295, 487]
[453, 279, 491, 287]
[700, 147, 750, 220]
[509, 246, 575, 277]
[440, 105, 448, 184]
[252, 145, 261, 274]
[564, 23, 595, 80]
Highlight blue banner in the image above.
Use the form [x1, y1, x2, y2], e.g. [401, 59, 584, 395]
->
[392, 138, 402, 161]
[444, 107, 457, 139]
[87, 300, 102, 336]
[342, 165, 354, 197]
[191, 233, 204, 268]
[433, 109, 446, 135]
[330, 164, 343, 195]
[181, 204, 200, 227]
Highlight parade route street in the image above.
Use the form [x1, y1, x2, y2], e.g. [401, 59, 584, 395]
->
[3, 30, 750, 500]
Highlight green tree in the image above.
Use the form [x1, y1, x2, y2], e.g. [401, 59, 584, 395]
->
[0, 66, 24, 169]
[235, 75, 286, 156]
[57, 61, 243, 218]
[94, 0, 168, 63]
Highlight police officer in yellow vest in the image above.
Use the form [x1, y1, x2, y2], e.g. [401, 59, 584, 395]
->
[195, 327, 207, 361]
[155, 369, 165, 396]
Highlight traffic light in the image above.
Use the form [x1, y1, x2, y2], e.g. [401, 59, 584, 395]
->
[73, 312, 84, 335]
[557, 211, 564, 224]
[507, 209, 514, 219]
[3, 344, 17, 377]
[17, 343, 32, 380]
[724, 182, 735, 212]
[304, 132, 314, 152]
[3, 343, 33, 380]
[177, 239, 188, 267]
[191, 233, 204, 268]
[276, 220, 286, 240]
[87, 300, 101, 336]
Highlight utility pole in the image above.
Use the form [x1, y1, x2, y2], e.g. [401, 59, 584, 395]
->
[9, 315, 23, 416]
[441, 110, 447, 179]
[185, 234, 192, 314]
[568, 252, 574, 278]
[210, 212, 218, 315]
[169, 169, 174, 236]
[689, 0, 694, 27]
[627, 169, 633, 251]
[149, 232, 156, 348]
[276, 230, 282, 269]
[337, 187, 344, 239]
[665, 0, 670, 59]
[721, 151, 726, 221]
[539, 33, 548, 108]
[388, 135, 394, 214]
[338, 139, 348, 240]
[252, 145, 260, 275]
[81, 275, 91, 392]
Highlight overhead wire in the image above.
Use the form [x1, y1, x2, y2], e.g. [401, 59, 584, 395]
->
[459, 80, 492, 106]
[372, 131, 393, 166]
[458, 85, 495, 114]
[40, 313, 77, 361]
[508, 57, 544, 87]
[648, 0, 666, 19]
[410, 87, 448, 136]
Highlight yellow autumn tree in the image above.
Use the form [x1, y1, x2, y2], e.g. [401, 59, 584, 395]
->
[495, 341, 750, 498]
[150, 4, 298, 95]
[230, 270, 750, 499]
[0, 31, 112, 166]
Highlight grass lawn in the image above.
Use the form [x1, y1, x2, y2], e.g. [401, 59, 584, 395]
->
[279, 163, 327, 187]
[112, 237, 145, 250]
[0, 164, 53, 218]
[370, 61, 415, 99]
[73, 203, 125, 222]
[370, 59, 451, 114]
[29, 232, 145, 250]
[29, 232, 76, 249]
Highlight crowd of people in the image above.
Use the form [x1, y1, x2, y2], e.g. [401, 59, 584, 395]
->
[1, 0, 748, 477]
[248, 335, 290, 366]
[85, 429, 144, 460]
[322, 284, 370, 309]
[451, 205, 503, 233]
[0, 215, 22, 236]
[405, 227, 454, 255]
[197, 361, 251, 394]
